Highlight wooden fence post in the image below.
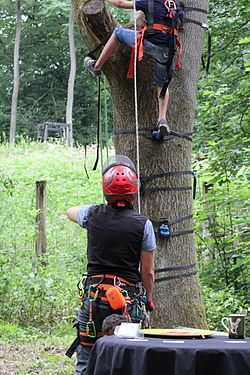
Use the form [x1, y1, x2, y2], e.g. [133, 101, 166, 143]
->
[36, 180, 47, 256]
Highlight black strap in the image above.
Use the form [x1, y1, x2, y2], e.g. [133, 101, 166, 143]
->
[152, 214, 192, 226]
[140, 171, 196, 199]
[159, 5, 210, 97]
[183, 17, 211, 76]
[184, 6, 207, 14]
[152, 214, 193, 238]
[65, 337, 80, 358]
[169, 130, 192, 141]
[93, 77, 101, 170]
[163, 229, 193, 237]
[113, 127, 192, 141]
[159, 43, 175, 99]
[147, 0, 154, 30]
[84, 145, 89, 179]
[159, 79, 171, 99]
[155, 270, 197, 283]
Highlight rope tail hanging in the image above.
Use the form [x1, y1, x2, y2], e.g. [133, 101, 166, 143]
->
[133, 2, 141, 214]
[93, 77, 102, 171]
[103, 77, 109, 159]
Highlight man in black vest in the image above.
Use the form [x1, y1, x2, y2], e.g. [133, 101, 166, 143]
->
[67, 155, 156, 375]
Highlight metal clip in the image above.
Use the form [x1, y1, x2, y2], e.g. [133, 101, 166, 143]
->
[114, 276, 121, 287]
[86, 321, 96, 338]
[87, 285, 99, 301]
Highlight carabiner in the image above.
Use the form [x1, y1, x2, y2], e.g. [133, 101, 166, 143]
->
[87, 285, 99, 301]
[114, 276, 121, 287]
[86, 321, 96, 338]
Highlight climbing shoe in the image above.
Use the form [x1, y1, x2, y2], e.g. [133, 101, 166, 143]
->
[84, 57, 102, 77]
[157, 119, 170, 136]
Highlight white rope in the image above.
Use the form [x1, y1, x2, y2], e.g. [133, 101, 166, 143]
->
[133, 3, 141, 214]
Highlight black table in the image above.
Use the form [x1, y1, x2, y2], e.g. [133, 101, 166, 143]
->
[86, 335, 250, 375]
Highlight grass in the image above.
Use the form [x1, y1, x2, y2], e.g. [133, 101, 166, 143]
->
[0, 141, 111, 324]
[0, 141, 115, 373]
[0, 322, 76, 374]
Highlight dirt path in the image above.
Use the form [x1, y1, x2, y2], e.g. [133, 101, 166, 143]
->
[0, 341, 75, 375]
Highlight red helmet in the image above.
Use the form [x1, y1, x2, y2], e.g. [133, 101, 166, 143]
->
[102, 155, 138, 206]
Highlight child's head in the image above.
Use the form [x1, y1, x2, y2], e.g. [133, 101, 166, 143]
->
[102, 314, 129, 336]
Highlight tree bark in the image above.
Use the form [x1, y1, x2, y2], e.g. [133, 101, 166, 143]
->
[73, 0, 208, 328]
[66, 4, 77, 146]
[9, 0, 21, 144]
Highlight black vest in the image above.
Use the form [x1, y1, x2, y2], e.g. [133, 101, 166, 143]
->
[86, 204, 148, 284]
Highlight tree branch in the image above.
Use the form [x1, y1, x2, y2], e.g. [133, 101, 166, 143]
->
[73, 0, 118, 52]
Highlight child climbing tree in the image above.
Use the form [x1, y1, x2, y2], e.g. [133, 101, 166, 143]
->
[72, 0, 208, 329]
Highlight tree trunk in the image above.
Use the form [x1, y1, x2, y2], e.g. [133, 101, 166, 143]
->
[66, 4, 77, 146]
[9, 0, 21, 144]
[36, 180, 47, 256]
[73, 0, 208, 328]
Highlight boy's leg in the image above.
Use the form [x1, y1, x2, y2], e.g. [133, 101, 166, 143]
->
[84, 32, 119, 76]
[94, 32, 120, 70]
[157, 87, 170, 135]
[84, 28, 137, 76]
[143, 41, 171, 135]
[156, 86, 170, 136]
[157, 86, 169, 121]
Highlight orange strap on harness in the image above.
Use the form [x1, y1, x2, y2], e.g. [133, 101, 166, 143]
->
[127, 24, 181, 79]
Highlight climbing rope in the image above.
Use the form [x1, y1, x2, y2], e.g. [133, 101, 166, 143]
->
[133, 2, 141, 214]
[93, 77, 102, 171]
[103, 77, 109, 159]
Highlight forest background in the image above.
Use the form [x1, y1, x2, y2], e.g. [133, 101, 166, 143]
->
[0, 0, 249, 373]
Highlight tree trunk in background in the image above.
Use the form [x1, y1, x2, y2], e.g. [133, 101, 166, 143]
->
[66, 4, 76, 146]
[73, 0, 208, 328]
[36, 180, 47, 256]
[9, 0, 21, 144]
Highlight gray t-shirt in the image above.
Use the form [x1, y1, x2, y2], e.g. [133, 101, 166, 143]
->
[77, 205, 156, 251]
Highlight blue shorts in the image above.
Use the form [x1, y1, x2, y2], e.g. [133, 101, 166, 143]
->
[114, 27, 170, 86]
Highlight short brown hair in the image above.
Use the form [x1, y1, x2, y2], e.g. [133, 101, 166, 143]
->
[102, 314, 129, 336]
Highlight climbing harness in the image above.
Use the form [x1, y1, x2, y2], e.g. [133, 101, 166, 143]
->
[66, 274, 134, 357]
[127, 0, 210, 98]
[128, 0, 184, 99]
